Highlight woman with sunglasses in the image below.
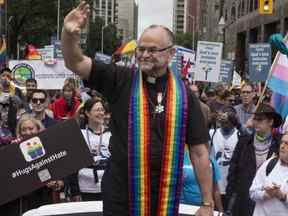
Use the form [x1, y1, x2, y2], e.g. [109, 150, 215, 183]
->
[67, 98, 111, 202]
[225, 103, 282, 216]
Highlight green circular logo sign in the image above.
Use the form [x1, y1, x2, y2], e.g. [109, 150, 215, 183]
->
[12, 63, 35, 87]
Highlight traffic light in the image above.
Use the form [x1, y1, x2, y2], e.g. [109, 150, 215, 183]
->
[259, 0, 273, 15]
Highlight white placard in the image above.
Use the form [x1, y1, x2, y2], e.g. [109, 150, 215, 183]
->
[37, 46, 54, 62]
[194, 41, 223, 82]
[9, 60, 75, 90]
[232, 70, 242, 86]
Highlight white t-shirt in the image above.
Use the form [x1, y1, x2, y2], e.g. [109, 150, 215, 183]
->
[210, 128, 238, 194]
[250, 158, 288, 216]
[78, 128, 111, 194]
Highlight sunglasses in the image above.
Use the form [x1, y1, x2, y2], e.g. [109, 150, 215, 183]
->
[241, 91, 252, 94]
[31, 98, 46, 104]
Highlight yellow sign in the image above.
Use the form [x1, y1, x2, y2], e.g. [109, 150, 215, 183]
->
[259, 0, 273, 14]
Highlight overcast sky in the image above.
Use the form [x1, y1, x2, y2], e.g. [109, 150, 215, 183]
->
[137, 0, 174, 38]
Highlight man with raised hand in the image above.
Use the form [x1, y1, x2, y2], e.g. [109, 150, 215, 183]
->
[61, 1, 213, 215]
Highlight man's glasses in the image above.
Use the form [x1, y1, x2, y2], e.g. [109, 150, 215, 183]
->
[31, 98, 46, 104]
[135, 45, 174, 55]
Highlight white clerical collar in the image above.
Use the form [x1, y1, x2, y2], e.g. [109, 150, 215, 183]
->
[146, 76, 156, 84]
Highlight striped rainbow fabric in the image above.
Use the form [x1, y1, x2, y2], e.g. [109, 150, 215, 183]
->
[0, 37, 6, 68]
[128, 69, 188, 216]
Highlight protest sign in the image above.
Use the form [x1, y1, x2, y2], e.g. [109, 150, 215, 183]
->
[170, 46, 195, 80]
[194, 41, 223, 82]
[0, 119, 93, 205]
[219, 60, 233, 83]
[232, 71, 242, 86]
[249, 43, 271, 82]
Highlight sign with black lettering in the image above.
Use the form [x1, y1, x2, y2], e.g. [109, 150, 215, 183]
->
[0, 119, 93, 205]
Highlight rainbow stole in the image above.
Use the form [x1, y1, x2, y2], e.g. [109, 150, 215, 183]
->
[128, 69, 188, 215]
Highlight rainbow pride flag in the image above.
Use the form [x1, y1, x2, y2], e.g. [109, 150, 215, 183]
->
[0, 37, 6, 68]
[25, 44, 41, 60]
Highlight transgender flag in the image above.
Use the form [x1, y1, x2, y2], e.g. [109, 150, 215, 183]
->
[268, 34, 288, 118]
[271, 92, 288, 118]
[268, 47, 288, 95]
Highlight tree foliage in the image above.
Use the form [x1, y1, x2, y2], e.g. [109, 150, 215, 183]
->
[85, 18, 121, 58]
[175, 32, 196, 50]
[5, 0, 120, 59]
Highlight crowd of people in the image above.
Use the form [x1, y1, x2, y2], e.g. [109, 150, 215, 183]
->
[0, 1, 287, 216]
[0, 67, 112, 215]
[1, 62, 287, 216]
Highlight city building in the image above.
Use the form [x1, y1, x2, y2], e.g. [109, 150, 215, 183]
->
[92, 0, 117, 25]
[116, 0, 138, 42]
[174, 0, 199, 34]
[223, 0, 288, 76]
[91, 0, 138, 42]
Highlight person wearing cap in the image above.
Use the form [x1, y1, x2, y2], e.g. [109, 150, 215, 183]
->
[225, 103, 282, 216]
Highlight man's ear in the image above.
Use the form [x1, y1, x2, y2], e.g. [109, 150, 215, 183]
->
[168, 47, 176, 61]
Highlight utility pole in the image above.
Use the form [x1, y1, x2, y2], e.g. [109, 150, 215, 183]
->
[56, 0, 61, 40]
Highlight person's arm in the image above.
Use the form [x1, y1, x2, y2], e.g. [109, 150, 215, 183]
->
[61, 0, 92, 79]
[190, 144, 214, 216]
[225, 138, 243, 198]
[213, 182, 223, 212]
[249, 159, 269, 201]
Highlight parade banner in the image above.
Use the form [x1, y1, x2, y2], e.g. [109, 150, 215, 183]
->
[0, 119, 93, 206]
[219, 60, 233, 84]
[194, 41, 223, 82]
[249, 43, 271, 82]
[9, 60, 75, 89]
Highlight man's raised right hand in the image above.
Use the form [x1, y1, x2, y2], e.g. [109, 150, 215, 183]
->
[63, 0, 90, 36]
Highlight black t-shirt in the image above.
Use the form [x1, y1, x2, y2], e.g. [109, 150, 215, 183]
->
[85, 60, 208, 213]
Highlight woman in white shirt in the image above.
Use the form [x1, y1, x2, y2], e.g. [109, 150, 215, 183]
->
[69, 98, 111, 201]
[250, 132, 288, 216]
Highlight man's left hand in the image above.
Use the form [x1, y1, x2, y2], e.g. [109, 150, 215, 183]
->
[195, 206, 213, 216]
